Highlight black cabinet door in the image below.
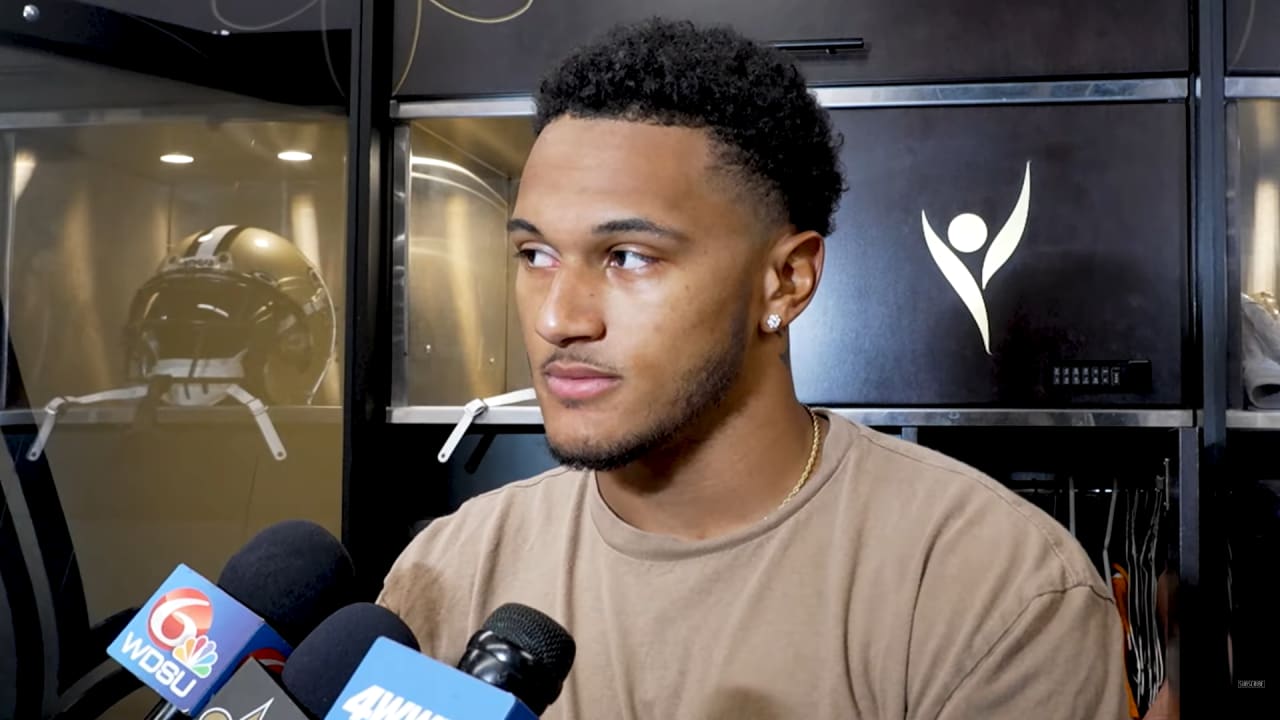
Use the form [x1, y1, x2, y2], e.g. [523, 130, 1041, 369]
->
[392, 0, 1189, 99]
[1228, 0, 1280, 74]
[790, 101, 1189, 407]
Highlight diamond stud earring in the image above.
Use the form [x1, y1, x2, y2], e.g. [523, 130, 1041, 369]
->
[766, 314, 783, 331]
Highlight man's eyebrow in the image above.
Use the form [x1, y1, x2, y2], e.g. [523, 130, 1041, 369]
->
[507, 218, 541, 235]
[593, 217, 688, 241]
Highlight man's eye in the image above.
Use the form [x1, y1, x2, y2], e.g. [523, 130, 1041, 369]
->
[516, 248, 556, 268]
[609, 250, 654, 270]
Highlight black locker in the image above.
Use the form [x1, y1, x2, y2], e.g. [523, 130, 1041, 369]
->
[790, 100, 1190, 407]
[391, 0, 1189, 99]
[1228, 0, 1280, 74]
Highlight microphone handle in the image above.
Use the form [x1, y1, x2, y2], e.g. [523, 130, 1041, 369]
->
[143, 699, 190, 720]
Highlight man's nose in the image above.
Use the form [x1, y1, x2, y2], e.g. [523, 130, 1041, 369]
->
[535, 265, 606, 347]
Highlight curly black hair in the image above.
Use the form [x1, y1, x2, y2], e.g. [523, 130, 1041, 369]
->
[532, 17, 846, 237]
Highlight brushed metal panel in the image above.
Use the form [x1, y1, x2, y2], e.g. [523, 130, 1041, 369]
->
[1227, 77, 1280, 99]
[404, 122, 521, 405]
[394, 78, 1190, 119]
[386, 404, 1196, 429]
[813, 78, 1188, 108]
[1226, 410, 1280, 430]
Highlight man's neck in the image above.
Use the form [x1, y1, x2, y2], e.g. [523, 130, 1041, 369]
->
[595, 387, 825, 541]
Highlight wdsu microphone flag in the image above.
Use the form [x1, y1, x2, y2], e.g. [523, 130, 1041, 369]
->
[107, 563, 292, 715]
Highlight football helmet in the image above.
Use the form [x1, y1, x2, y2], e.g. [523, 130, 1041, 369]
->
[25, 225, 335, 463]
[123, 224, 337, 407]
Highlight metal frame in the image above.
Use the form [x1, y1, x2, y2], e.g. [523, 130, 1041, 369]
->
[812, 77, 1188, 108]
[389, 123, 412, 408]
[1225, 76, 1280, 99]
[1186, 0, 1232, 713]
[0, 406, 341, 426]
[340, 0, 415, 597]
[393, 96, 534, 119]
[392, 77, 1190, 120]
[0, 104, 342, 130]
[388, 405, 1197, 429]
[1225, 409, 1280, 430]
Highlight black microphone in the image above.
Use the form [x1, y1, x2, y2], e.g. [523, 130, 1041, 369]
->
[281, 603, 422, 719]
[193, 603, 417, 720]
[320, 602, 576, 719]
[456, 604, 577, 716]
[136, 520, 357, 718]
[216, 520, 358, 649]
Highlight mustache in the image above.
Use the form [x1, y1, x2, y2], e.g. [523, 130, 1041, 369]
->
[540, 350, 622, 375]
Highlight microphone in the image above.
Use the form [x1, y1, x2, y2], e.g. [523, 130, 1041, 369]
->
[106, 520, 356, 716]
[195, 603, 419, 720]
[282, 603, 423, 719]
[325, 603, 576, 720]
[454, 604, 577, 717]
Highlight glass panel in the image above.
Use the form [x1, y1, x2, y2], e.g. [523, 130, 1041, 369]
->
[0, 27, 349, 720]
[1230, 99, 1280, 412]
[401, 117, 533, 406]
[1227, 98, 1280, 709]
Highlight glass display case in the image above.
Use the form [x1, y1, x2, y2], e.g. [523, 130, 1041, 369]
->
[1224, 74, 1280, 710]
[394, 115, 533, 409]
[1230, 95, 1280, 420]
[0, 3, 353, 714]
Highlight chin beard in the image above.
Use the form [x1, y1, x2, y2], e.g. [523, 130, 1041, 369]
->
[546, 434, 659, 472]
[545, 309, 748, 472]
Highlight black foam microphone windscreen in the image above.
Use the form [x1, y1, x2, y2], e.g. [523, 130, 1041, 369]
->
[216, 519, 357, 647]
[281, 602, 421, 719]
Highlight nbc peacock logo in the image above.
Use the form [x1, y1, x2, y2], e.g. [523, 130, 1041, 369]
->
[147, 587, 220, 678]
[172, 634, 220, 678]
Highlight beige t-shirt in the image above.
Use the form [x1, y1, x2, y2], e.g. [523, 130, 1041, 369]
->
[377, 411, 1130, 719]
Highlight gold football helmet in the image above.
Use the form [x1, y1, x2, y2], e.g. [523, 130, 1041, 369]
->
[27, 226, 335, 463]
[123, 225, 337, 407]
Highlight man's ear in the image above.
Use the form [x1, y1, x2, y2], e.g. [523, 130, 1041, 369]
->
[759, 230, 825, 333]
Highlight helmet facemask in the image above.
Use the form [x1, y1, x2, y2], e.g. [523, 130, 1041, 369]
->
[125, 266, 314, 406]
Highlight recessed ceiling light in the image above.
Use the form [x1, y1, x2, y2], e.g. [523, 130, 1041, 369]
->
[160, 153, 194, 164]
[277, 150, 313, 162]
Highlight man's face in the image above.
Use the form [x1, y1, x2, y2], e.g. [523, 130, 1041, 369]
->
[509, 117, 769, 470]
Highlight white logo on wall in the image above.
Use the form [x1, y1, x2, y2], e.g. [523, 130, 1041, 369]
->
[921, 161, 1032, 355]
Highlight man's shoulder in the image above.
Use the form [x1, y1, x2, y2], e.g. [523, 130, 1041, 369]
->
[422, 464, 586, 540]
[461, 464, 585, 508]
[377, 464, 586, 653]
[841, 418, 1109, 596]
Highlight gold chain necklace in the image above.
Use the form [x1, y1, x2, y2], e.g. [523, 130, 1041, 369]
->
[774, 407, 822, 513]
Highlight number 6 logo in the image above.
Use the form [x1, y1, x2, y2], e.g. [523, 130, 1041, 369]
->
[147, 588, 214, 650]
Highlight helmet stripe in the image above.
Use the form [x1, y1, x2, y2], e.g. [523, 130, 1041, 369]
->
[187, 225, 239, 258]
[214, 226, 251, 256]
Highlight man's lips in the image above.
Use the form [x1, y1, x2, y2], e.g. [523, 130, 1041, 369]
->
[543, 362, 620, 401]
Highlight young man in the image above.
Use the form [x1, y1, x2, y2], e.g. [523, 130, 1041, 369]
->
[378, 18, 1129, 719]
